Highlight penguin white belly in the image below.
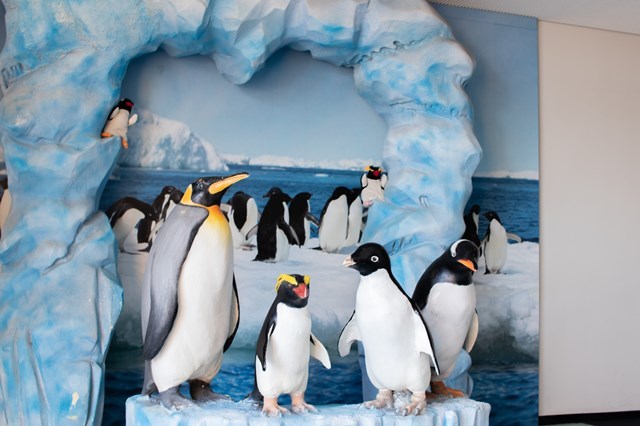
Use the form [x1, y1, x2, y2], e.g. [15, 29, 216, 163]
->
[241, 199, 259, 240]
[356, 271, 430, 392]
[0, 189, 12, 231]
[228, 209, 244, 248]
[484, 222, 508, 273]
[423, 283, 476, 379]
[303, 218, 311, 247]
[319, 197, 348, 253]
[113, 209, 144, 249]
[151, 220, 233, 391]
[345, 199, 362, 247]
[256, 305, 311, 397]
[361, 181, 384, 205]
[274, 228, 290, 261]
[107, 113, 131, 138]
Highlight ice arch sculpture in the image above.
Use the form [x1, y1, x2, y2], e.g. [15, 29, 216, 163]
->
[0, 0, 479, 423]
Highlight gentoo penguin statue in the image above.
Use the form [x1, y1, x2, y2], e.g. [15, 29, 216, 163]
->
[254, 187, 299, 262]
[360, 165, 387, 207]
[318, 186, 350, 253]
[140, 172, 249, 409]
[339, 243, 439, 415]
[101, 98, 138, 149]
[288, 192, 318, 247]
[412, 239, 479, 397]
[251, 274, 331, 416]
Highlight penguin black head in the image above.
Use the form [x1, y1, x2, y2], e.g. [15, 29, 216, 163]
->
[275, 273, 310, 308]
[293, 192, 312, 201]
[469, 204, 480, 215]
[182, 173, 249, 208]
[365, 165, 384, 180]
[343, 243, 392, 276]
[330, 186, 352, 201]
[118, 98, 134, 112]
[263, 187, 284, 198]
[447, 239, 480, 273]
[264, 187, 291, 204]
[483, 211, 501, 223]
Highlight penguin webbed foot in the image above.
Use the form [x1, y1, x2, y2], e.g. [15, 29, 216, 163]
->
[428, 381, 466, 399]
[399, 392, 427, 416]
[189, 379, 232, 403]
[262, 396, 289, 417]
[291, 393, 317, 414]
[159, 387, 194, 411]
[362, 389, 393, 410]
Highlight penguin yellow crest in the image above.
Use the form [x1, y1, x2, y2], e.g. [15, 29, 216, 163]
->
[275, 274, 310, 292]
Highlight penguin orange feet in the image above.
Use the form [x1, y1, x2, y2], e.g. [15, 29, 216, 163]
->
[363, 389, 393, 410]
[427, 381, 465, 398]
[101, 132, 112, 138]
[121, 138, 129, 149]
[400, 391, 427, 416]
[291, 392, 317, 414]
[262, 396, 288, 416]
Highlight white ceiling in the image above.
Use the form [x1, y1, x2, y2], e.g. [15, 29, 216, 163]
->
[430, 0, 640, 36]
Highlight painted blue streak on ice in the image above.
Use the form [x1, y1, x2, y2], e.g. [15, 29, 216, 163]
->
[0, 0, 480, 423]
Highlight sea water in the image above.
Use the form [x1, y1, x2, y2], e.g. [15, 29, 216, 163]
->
[100, 165, 539, 425]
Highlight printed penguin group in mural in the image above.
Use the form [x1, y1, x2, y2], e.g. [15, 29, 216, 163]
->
[103, 164, 526, 415]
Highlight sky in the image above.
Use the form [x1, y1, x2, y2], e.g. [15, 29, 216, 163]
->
[120, 4, 539, 178]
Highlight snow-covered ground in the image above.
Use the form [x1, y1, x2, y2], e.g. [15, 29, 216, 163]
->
[114, 240, 539, 363]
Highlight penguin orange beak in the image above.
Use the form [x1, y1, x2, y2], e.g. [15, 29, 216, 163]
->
[208, 173, 249, 195]
[343, 256, 356, 268]
[293, 284, 308, 299]
[457, 259, 477, 272]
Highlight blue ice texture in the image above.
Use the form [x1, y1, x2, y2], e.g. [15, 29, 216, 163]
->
[0, 0, 480, 424]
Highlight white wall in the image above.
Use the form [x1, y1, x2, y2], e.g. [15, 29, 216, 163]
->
[539, 21, 640, 416]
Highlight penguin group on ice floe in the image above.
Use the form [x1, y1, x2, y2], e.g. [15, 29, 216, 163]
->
[461, 204, 522, 274]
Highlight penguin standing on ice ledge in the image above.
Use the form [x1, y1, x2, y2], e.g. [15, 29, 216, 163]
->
[102, 98, 138, 149]
[412, 239, 479, 398]
[339, 243, 439, 416]
[251, 273, 331, 416]
[141, 172, 248, 409]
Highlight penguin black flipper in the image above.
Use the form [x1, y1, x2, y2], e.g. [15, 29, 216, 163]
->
[142, 204, 208, 360]
[338, 311, 361, 357]
[256, 301, 278, 371]
[306, 212, 320, 227]
[278, 217, 300, 246]
[310, 332, 331, 369]
[223, 275, 241, 353]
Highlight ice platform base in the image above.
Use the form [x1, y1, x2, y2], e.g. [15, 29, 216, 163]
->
[126, 395, 490, 426]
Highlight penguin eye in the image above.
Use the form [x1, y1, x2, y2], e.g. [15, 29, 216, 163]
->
[371, 255, 379, 263]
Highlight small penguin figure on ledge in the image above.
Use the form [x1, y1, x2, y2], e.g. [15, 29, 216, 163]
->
[412, 239, 479, 398]
[140, 172, 249, 410]
[251, 273, 331, 416]
[101, 98, 138, 149]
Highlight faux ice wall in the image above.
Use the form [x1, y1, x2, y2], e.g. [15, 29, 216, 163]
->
[0, 0, 478, 423]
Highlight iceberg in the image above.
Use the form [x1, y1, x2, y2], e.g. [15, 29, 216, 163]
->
[119, 109, 228, 171]
[0, 0, 479, 423]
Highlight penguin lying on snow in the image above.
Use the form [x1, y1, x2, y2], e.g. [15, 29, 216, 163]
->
[101, 98, 138, 149]
[251, 274, 331, 416]
[481, 211, 521, 274]
[254, 187, 299, 262]
[106, 196, 156, 252]
[339, 243, 439, 416]
[141, 172, 248, 409]
[412, 239, 479, 398]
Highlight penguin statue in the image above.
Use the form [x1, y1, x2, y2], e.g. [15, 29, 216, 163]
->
[318, 186, 350, 253]
[461, 204, 482, 254]
[101, 98, 138, 149]
[412, 239, 479, 397]
[360, 165, 387, 208]
[149, 185, 183, 245]
[0, 177, 11, 239]
[288, 192, 319, 247]
[339, 243, 439, 415]
[254, 188, 299, 262]
[226, 191, 260, 249]
[105, 196, 156, 252]
[344, 188, 363, 247]
[481, 211, 508, 274]
[250, 273, 331, 416]
[140, 172, 249, 409]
